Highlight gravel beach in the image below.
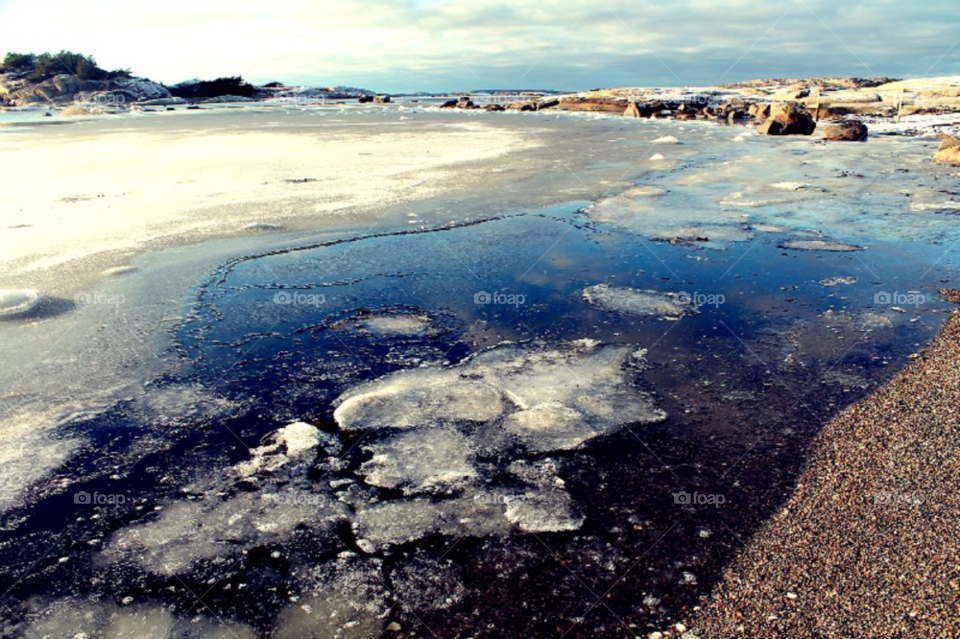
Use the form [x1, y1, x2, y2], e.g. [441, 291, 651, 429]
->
[689, 290, 960, 638]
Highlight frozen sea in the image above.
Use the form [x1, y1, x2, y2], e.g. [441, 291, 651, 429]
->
[1, 103, 960, 637]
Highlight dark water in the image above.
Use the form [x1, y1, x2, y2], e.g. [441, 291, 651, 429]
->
[2, 192, 955, 637]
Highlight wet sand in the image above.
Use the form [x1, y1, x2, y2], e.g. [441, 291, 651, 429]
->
[689, 290, 960, 638]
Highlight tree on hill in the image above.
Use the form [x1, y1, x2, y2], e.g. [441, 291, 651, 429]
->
[167, 76, 259, 99]
[1, 50, 130, 81]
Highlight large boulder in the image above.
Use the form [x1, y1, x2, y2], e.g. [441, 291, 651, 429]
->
[822, 121, 869, 142]
[758, 103, 817, 136]
[624, 102, 643, 118]
[752, 104, 772, 120]
[934, 136, 960, 164]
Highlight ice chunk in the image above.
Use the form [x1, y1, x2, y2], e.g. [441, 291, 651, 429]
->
[334, 371, 505, 431]
[505, 459, 584, 532]
[818, 276, 858, 287]
[502, 402, 596, 452]
[360, 314, 431, 335]
[105, 491, 347, 576]
[104, 422, 347, 576]
[651, 224, 753, 247]
[653, 135, 680, 144]
[770, 181, 810, 191]
[583, 284, 697, 320]
[778, 239, 864, 252]
[360, 428, 477, 495]
[389, 551, 466, 611]
[273, 553, 387, 639]
[235, 421, 337, 478]
[0, 288, 42, 317]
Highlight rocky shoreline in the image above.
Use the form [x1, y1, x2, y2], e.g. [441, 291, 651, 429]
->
[680, 290, 960, 638]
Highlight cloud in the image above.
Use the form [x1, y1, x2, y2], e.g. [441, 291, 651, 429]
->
[1, 0, 957, 91]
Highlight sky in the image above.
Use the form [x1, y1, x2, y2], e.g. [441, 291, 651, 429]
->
[1, 0, 958, 92]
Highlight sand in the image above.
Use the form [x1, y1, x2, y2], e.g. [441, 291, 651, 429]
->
[688, 290, 960, 638]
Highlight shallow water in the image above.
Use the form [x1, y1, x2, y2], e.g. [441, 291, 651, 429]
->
[2, 110, 960, 637]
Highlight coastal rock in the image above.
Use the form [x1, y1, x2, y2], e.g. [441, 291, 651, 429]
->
[624, 102, 643, 117]
[373, 95, 392, 103]
[3, 74, 172, 106]
[358, 96, 374, 103]
[439, 99, 458, 108]
[556, 96, 627, 113]
[753, 103, 772, 120]
[933, 136, 960, 164]
[823, 121, 868, 142]
[773, 87, 810, 101]
[484, 104, 505, 112]
[758, 103, 816, 136]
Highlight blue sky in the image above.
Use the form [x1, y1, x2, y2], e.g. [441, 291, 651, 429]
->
[1, 0, 957, 91]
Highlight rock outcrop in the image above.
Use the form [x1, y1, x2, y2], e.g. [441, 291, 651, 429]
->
[0, 73, 171, 106]
[757, 103, 817, 135]
[822, 121, 869, 142]
[555, 96, 627, 113]
[933, 136, 960, 164]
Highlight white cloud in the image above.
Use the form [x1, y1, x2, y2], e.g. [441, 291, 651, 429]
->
[1, 0, 957, 91]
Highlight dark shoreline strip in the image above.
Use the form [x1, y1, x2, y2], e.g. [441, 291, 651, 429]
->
[690, 289, 960, 638]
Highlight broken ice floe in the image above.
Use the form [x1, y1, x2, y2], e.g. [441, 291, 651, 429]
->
[359, 313, 432, 336]
[273, 552, 389, 639]
[0, 288, 42, 317]
[652, 135, 680, 144]
[818, 276, 858, 287]
[104, 340, 664, 579]
[778, 239, 865, 252]
[16, 599, 256, 639]
[360, 428, 477, 495]
[582, 284, 698, 320]
[104, 421, 348, 576]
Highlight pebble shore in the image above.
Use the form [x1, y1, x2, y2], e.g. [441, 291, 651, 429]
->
[689, 290, 960, 637]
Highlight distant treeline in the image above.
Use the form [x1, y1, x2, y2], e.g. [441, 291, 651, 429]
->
[0, 51, 130, 81]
